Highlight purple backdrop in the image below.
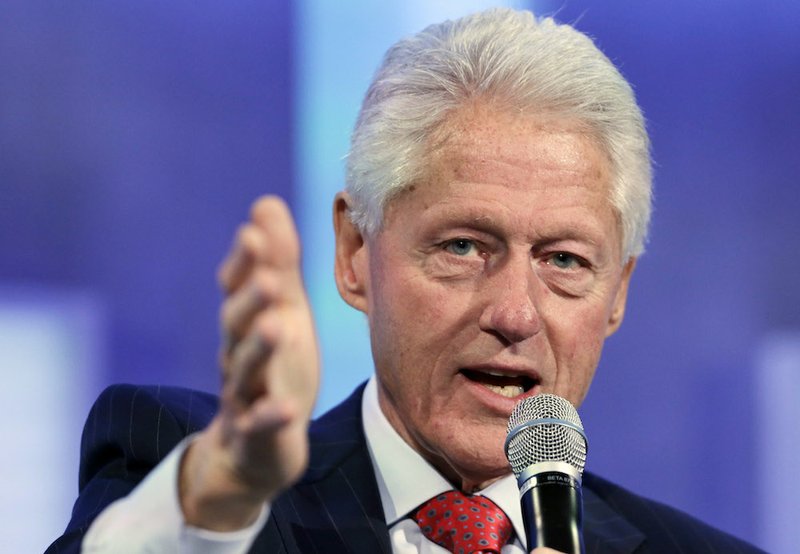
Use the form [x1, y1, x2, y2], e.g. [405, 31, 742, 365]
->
[1, 0, 294, 393]
[3, 1, 798, 550]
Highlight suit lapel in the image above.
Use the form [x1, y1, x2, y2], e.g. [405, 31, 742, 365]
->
[268, 383, 392, 553]
[582, 479, 645, 554]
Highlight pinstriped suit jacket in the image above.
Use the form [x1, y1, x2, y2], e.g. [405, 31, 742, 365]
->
[47, 383, 763, 553]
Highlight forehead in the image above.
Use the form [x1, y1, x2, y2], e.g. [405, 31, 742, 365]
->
[378, 102, 621, 256]
[428, 102, 608, 179]
[385, 102, 613, 212]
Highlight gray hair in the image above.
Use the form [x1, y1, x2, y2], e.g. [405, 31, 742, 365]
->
[345, 7, 652, 260]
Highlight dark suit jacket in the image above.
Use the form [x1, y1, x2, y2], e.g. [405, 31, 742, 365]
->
[47, 383, 763, 553]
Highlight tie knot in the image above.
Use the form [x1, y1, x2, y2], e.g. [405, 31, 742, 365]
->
[414, 490, 513, 553]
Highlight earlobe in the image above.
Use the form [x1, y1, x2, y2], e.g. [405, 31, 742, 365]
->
[333, 192, 369, 314]
[606, 257, 636, 337]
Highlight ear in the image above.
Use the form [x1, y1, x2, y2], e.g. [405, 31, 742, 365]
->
[605, 257, 637, 337]
[333, 192, 369, 314]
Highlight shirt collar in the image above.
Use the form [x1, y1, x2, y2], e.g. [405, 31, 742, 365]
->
[361, 376, 527, 547]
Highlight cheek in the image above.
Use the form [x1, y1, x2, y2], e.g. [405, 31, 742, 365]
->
[368, 273, 438, 381]
[376, 273, 462, 344]
[550, 296, 609, 348]
[548, 301, 610, 400]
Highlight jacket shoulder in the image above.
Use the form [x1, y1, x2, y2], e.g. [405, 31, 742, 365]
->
[46, 384, 218, 553]
[583, 472, 765, 553]
[78, 383, 218, 486]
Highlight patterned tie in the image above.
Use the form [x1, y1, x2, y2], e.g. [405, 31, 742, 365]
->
[414, 490, 513, 553]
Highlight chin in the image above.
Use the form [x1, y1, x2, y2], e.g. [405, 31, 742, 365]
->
[439, 430, 511, 488]
[452, 456, 512, 492]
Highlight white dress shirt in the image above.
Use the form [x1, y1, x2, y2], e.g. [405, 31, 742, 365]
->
[81, 435, 269, 553]
[82, 376, 527, 553]
[361, 377, 527, 553]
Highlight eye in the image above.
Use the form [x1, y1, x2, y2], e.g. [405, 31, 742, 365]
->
[549, 252, 582, 270]
[444, 238, 477, 256]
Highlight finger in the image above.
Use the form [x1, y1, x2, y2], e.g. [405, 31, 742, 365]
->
[219, 270, 280, 358]
[237, 396, 295, 436]
[217, 224, 263, 294]
[218, 392, 294, 436]
[249, 196, 301, 271]
[223, 312, 282, 405]
[223, 335, 268, 405]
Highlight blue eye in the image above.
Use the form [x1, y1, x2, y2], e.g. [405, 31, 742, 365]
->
[550, 252, 580, 269]
[445, 239, 475, 256]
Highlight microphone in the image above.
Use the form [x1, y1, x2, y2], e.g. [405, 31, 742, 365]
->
[504, 394, 587, 554]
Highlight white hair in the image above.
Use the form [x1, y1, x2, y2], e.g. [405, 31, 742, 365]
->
[345, 8, 652, 260]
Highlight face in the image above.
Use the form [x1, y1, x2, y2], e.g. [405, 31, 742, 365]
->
[334, 102, 635, 491]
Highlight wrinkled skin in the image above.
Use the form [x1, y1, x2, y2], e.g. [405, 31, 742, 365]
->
[335, 102, 635, 492]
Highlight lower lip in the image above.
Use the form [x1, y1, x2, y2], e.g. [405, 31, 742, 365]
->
[457, 372, 541, 414]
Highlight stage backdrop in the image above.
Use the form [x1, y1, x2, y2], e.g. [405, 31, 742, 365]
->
[2, 1, 798, 552]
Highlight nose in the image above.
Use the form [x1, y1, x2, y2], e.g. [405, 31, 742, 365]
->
[478, 257, 541, 344]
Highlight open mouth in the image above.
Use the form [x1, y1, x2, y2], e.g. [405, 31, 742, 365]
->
[460, 368, 538, 398]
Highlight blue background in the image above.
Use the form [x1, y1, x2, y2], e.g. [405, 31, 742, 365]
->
[2, 1, 798, 550]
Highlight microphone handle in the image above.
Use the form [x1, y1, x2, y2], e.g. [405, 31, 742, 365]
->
[520, 471, 584, 554]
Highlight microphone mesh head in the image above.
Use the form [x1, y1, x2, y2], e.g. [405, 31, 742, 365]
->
[505, 393, 587, 477]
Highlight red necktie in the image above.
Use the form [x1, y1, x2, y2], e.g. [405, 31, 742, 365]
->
[414, 490, 513, 553]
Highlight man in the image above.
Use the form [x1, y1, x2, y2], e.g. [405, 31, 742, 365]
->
[49, 8, 762, 553]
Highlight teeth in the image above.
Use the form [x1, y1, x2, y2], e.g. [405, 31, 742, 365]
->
[482, 383, 525, 398]
[486, 371, 507, 377]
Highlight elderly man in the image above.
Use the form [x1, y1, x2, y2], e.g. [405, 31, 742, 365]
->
[49, 8, 761, 554]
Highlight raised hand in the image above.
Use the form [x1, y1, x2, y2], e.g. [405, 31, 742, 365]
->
[179, 196, 320, 531]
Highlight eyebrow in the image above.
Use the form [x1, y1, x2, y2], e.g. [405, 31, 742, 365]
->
[435, 206, 605, 240]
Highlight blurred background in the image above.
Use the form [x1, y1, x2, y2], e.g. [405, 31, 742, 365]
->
[2, 1, 798, 551]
